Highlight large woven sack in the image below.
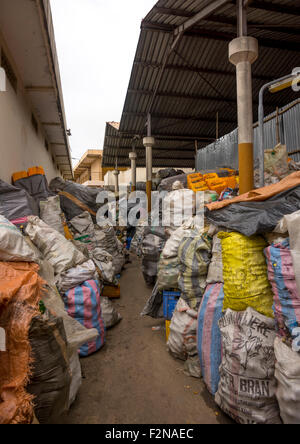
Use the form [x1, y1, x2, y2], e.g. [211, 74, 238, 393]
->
[178, 234, 212, 310]
[56, 260, 97, 293]
[219, 232, 274, 318]
[206, 234, 223, 284]
[63, 280, 106, 357]
[0, 216, 38, 263]
[0, 262, 42, 424]
[25, 216, 86, 275]
[27, 314, 71, 424]
[274, 337, 300, 424]
[215, 307, 281, 424]
[167, 298, 198, 362]
[39, 196, 64, 235]
[197, 284, 224, 395]
[265, 239, 300, 338]
[100, 297, 122, 329]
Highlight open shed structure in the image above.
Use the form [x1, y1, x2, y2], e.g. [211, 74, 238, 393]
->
[102, 0, 300, 172]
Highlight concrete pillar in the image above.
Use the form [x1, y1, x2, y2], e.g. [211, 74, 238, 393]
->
[229, 36, 258, 194]
[143, 136, 155, 212]
[129, 152, 137, 191]
[113, 169, 120, 193]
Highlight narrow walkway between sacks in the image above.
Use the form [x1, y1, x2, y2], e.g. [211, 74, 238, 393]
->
[59, 256, 232, 425]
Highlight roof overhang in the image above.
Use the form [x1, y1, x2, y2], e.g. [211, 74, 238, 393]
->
[0, 0, 73, 179]
[104, 0, 300, 168]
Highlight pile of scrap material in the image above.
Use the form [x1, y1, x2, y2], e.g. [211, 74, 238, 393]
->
[141, 168, 300, 424]
[0, 169, 125, 424]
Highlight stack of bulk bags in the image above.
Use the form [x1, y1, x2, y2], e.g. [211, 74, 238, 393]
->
[157, 217, 203, 292]
[265, 239, 300, 338]
[25, 217, 97, 291]
[215, 308, 281, 424]
[178, 234, 212, 310]
[219, 232, 274, 318]
[63, 280, 106, 357]
[197, 283, 224, 395]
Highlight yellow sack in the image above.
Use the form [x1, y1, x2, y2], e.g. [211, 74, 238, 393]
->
[219, 232, 273, 318]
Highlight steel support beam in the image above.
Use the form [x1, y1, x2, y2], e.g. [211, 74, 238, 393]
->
[134, 60, 274, 82]
[141, 21, 300, 52]
[174, 0, 231, 36]
[123, 111, 236, 125]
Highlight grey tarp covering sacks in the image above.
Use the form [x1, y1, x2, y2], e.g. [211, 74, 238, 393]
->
[141, 282, 164, 319]
[215, 308, 281, 424]
[0, 179, 38, 221]
[0, 216, 38, 262]
[25, 216, 86, 275]
[178, 234, 212, 310]
[158, 174, 188, 192]
[274, 337, 300, 424]
[205, 185, 300, 237]
[13, 174, 54, 209]
[27, 314, 71, 425]
[39, 196, 64, 235]
[167, 298, 201, 378]
[49, 177, 101, 221]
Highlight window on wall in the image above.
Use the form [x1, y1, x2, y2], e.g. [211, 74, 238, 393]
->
[1, 50, 17, 93]
[31, 114, 38, 134]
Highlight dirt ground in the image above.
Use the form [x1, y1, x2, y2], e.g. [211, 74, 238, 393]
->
[59, 256, 232, 425]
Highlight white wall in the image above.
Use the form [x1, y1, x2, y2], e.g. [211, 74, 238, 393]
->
[0, 40, 61, 184]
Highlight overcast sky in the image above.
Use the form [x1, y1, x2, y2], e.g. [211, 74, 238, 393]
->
[50, 0, 155, 164]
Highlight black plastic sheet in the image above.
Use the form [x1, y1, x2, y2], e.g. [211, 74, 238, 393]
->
[50, 177, 101, 221]
[205, 185, 300, 237]
[0, 180, 38, 221]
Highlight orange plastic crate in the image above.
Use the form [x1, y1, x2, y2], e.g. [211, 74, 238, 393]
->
[28, 166, 45, 177]
[203, 173, 219, 181]
[12, 171, 28, 183]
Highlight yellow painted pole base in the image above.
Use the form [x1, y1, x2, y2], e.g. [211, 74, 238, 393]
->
[146, 181, 152, 212]
[239, 142, 254, 194]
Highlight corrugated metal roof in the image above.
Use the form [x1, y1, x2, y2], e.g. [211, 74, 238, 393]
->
[103, 0, 300, 168]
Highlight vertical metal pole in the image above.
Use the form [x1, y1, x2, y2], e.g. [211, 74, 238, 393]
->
[144, 114, 154, 213]
[130, 140, 137, 192]
[258, 87, 265, 188]
[276, 107, 280, 145]
[229, 2, 258, 194]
